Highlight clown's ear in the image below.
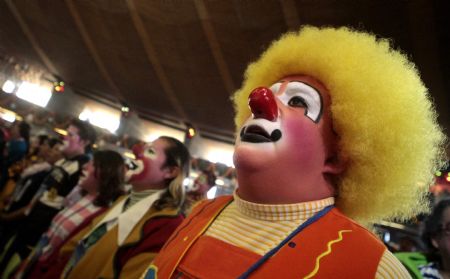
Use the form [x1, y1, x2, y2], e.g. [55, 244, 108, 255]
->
[323, 153, 347, 175]
[163, 166, 180, 180]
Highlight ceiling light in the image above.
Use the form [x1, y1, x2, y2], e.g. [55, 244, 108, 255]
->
[54, 128, 68, 136]
[78, 108, 120, 133]
[2, 80, 16, 94]
[16, 82, 52, 107]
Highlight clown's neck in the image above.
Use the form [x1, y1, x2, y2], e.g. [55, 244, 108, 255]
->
[131, 182, 166, 192]
[236, 168, 335, 204]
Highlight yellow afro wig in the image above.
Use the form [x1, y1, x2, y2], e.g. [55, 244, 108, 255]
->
[233, 26, 446, 224]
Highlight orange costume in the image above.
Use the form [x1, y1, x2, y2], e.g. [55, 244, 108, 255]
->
[149, 196, 386, 278]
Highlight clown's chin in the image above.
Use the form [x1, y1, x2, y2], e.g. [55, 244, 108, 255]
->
[233, 144, 273, 172]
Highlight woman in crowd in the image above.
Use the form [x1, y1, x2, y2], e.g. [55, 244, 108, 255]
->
[186, 168, 216, 207]
[58, 136, 189, 279]
[7, 150, 125, 279]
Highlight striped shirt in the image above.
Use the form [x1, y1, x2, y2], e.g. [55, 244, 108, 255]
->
[41, 194, 100, 260]
[205, 192, 411, 278]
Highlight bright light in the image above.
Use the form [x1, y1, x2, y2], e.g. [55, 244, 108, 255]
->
[0, 112, 15, 122]
[383, 232, 391, 243]
[54, 128, 68, 136]
[207, 186, 217, 199]
[123, 152, 136, 160]
[215, 179, 224, 186]
[2, 80, 15, 94]
[53, 81, 65, 93]
[121, 106, 129, 113]
[16, 82, 52, 107]
[188, 127, 195, 138]
[145, 134, 160, 143]
[0, 107, 19, 122]
[78, 109, 91, 121]
[446, 175, 450, 182]
[1, 114, 15, 122]
[205, 150, 234, 167]
[183, 178, 191, 187]
[78, 108, 120, 133]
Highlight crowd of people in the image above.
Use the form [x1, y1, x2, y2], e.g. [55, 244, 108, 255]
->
[0, 118, 199, 278]
[0, 25, 448, 279]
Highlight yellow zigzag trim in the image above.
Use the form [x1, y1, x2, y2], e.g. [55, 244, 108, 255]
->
[303, 230, 352, 279]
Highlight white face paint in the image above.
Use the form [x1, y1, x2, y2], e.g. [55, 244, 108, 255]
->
[234, 75, 336, 204]
[274, 81, 323, 123]
[126, 139, 170, 187]
[236, 117, 281, 146]
[237, 80, 324, 147]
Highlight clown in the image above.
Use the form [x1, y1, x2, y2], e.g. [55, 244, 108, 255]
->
[186, 168, 217, 206]
[145, 27, 445, 278]
[54, 136, 190, 279]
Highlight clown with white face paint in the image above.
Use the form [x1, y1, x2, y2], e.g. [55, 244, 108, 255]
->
[126, 140, 176, 191]
[146, 27, 445, 278]
[59, 136, 190, 279]
[235, 75, 338, 204]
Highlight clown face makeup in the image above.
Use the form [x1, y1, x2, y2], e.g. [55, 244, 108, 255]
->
[61, 125, 85, 158]
[234, 75, 339, 204]
[126, 138, 171, 190]
[239, 77, 324, 144]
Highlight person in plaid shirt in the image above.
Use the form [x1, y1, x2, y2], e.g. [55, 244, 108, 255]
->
[0, 119, 96, 274]
[14, 149, 125, 279]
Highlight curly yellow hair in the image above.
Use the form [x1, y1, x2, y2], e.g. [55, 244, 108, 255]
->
[233, 26, 446, 224]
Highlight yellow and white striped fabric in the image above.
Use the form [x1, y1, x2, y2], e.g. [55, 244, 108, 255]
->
[205, 194, 334, 255]
[204, 192, 410, 278]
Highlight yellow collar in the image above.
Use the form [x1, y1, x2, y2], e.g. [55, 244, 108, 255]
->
[234, 191, 334, 221]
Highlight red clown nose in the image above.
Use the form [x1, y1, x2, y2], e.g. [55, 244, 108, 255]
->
[248, 87, 278, 121]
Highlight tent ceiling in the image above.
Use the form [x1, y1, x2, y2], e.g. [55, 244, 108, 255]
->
[0, 0, 449, 143]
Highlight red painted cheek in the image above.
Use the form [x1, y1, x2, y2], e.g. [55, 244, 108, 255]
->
[283, 117, 318, 144]
[129, 158, 151, 183]
[281, 116, 324, 162]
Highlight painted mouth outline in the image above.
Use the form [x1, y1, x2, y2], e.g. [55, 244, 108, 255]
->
[240, 125, 282, 143]
[125, 159, 144, 181]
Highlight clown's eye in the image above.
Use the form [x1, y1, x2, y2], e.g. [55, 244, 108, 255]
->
[144, 147, 157, 159]
[277, 81, 323, 123]
[288, 96, 308, 108]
